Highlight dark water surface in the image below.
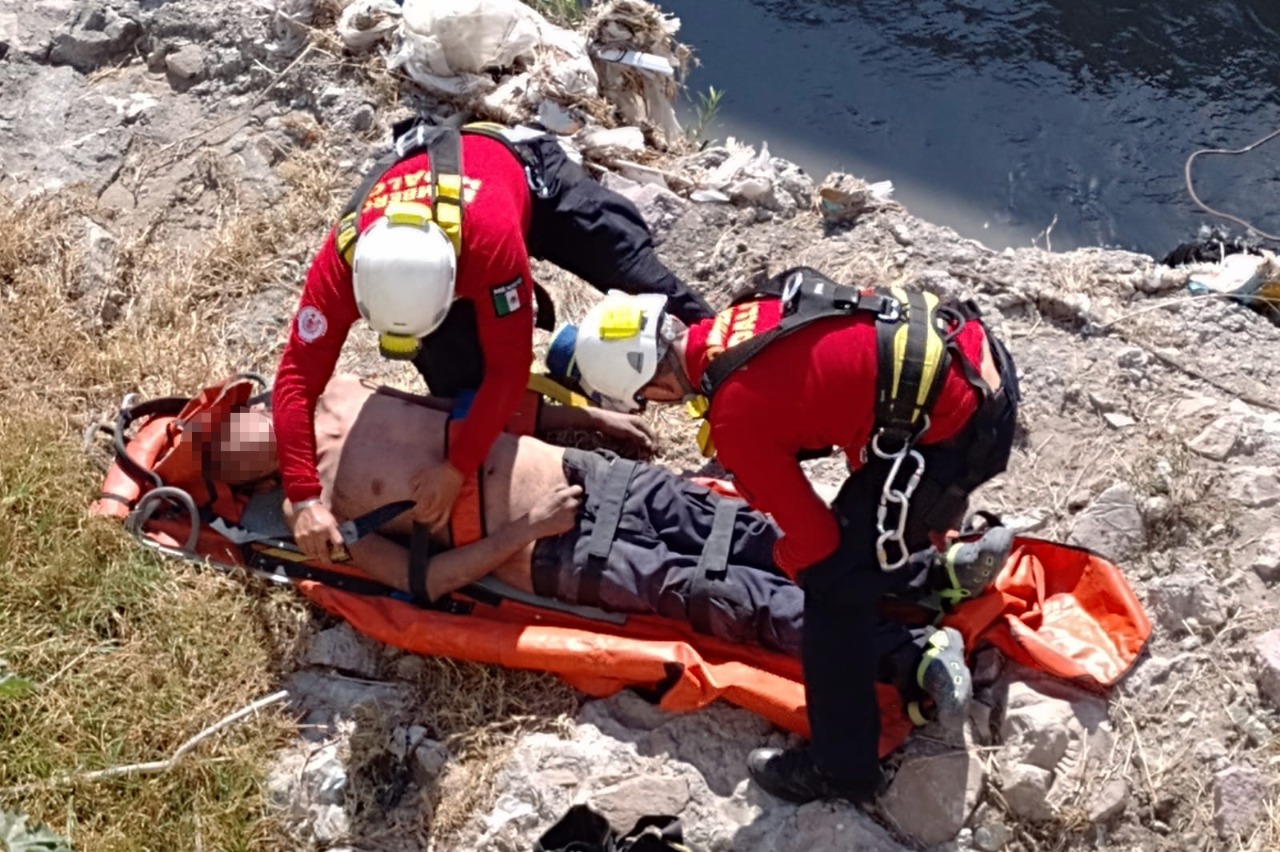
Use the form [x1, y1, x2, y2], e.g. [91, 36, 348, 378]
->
[663, 0, 1280, 255]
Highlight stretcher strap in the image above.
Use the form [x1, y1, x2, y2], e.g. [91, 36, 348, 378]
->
[409, 521, 432, 602]
[586, 459, 638, 560]
[578, 458, 639, 607]
[688, 497, 741, 637]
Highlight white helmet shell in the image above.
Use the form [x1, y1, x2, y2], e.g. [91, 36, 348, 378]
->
[574, 291, 670, 412]
[352, 202, 457, 341]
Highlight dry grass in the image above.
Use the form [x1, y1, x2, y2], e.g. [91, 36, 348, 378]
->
[0, 142, 354, 847]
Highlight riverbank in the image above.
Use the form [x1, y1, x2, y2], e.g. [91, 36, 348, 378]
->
[1, 1, 1279, 850]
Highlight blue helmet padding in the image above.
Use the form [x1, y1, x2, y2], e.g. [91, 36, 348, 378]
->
[546, 324, 583, 383]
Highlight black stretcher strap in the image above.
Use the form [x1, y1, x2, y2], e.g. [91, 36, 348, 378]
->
[688, 498, 742, 637]
[577, 458, 639, 607]
[409, 521, 433, 602]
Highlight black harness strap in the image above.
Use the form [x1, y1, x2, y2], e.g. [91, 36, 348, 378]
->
[699, 268, 900, 399]
[408, 521, 433, 602]
[687, 497, 742, 637]
[700, 267, 993, 455]
[577, 457, 639, 607]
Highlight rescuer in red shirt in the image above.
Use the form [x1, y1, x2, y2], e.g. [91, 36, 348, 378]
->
[274, 120, 714, 563]
[566, 267, 1021, 805]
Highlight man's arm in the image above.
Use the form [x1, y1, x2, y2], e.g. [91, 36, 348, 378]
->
[347, 521, 537, 601]
[273, 233, 362, 504]
[348, 483, 583, 600]
[444, 266, 536, 474]
[713, 423, 840, 580]
[537, 404, 656, 453]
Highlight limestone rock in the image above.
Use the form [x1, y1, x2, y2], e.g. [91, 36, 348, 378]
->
[1146, 572, 1228, 633]
[302, 623, 382, 678]
[1000, 763, 1054, 821]
[587, 774, 690, 832]
[48, 4, 141, 73]
[1213, 765, 1268, 839]
[1066, 482, 1146, 562]
[1250, 532, 1280, 584]
[879, 750, 984, 846]
[164, 43, 207, 82]
[1087, 777, 1130, 822]
[1226, 466, 1280, 508]
[1188, 415, 1248, 460]
[1253, 629, 1280, 710]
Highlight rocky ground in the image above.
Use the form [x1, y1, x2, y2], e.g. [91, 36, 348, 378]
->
[4, 0, 1280, 850]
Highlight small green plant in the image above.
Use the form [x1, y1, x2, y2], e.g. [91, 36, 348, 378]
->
[687, 85, 725, 144]
[527, 0, 586, 26]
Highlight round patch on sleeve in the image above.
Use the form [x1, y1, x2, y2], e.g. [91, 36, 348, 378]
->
[296, 306, 328, 343]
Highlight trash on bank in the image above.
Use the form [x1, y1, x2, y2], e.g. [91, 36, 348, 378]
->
[337, 0, 402, 53]
[366, 0, 690, 151]
[678, 138, 815, 215]
[1164, 234, 1280, 319]
[816, 171, 896, 225]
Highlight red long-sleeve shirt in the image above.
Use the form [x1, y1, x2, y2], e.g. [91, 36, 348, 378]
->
[274, 135, 534, 504]
[686, 297, 990, 579]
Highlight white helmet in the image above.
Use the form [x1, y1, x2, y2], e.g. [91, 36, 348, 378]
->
[352, 201, 457, 360]
[574, 291, 671, 412]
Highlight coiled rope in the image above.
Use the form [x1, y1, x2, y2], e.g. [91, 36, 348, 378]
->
[1185, 125, 1280, 242]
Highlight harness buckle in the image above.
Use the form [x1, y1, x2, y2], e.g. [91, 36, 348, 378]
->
[394, 124, 430, 160]
[876, 295, 903, 323]
[524, 165, 551, 199]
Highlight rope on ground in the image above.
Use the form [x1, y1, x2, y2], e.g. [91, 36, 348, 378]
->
[1, 689, 289, 795]
[1106, 324, 1280, 414]
[1184, 125, 1280, 242]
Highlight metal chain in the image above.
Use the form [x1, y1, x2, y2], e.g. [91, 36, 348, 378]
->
[870, 426, 927, 572]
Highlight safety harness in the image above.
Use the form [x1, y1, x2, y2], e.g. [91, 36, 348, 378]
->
[331, 119, 559, 350]
[691, 266, 994, 571]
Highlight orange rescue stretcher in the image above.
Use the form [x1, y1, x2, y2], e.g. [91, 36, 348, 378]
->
[89, 373, 1152, 758]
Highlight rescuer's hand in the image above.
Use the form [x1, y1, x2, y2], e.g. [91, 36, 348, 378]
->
[288, 500, 345, 563]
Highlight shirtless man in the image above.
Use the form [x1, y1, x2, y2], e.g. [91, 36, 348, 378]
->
[212, 373, 979, 716]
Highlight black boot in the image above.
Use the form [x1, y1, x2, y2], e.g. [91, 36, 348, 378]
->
[746, 747, 883, 805]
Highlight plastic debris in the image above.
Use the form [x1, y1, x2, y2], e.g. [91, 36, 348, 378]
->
[816, 172, 896, 224]
[337, 0, 402, 53]
[381, 0, 690, 150]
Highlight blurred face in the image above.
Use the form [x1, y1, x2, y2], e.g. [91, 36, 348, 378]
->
[211, 410, 279, 485]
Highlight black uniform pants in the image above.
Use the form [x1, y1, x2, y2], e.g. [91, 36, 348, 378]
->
[803, 335, 1021, 788]
[529, 449, 931, 678]
[411, 132, 713, 397]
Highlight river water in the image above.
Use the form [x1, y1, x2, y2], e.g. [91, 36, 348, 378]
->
[661, 0, 1280, 256]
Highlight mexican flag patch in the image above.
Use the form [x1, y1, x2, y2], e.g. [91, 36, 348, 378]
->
[491, 278, 523, 317]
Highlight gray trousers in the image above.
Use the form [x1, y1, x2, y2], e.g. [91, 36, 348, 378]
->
[530, 449, 927, 677]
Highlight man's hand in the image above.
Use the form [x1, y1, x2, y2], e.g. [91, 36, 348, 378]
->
[288, 500, 345, 563]
[589, 408, 656, 453]
[526, 484, 583, 538]
[411, 461, 466, 532]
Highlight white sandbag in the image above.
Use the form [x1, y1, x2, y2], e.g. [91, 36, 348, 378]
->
[397, 0, 543, 77]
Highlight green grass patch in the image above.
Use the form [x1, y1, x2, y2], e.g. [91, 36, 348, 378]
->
[0, 413, 297, 850]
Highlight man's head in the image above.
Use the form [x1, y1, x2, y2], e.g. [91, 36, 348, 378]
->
[208, 409, 279, 485]
[568, 291, 693, 412]
[352, 201, 457, 360]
